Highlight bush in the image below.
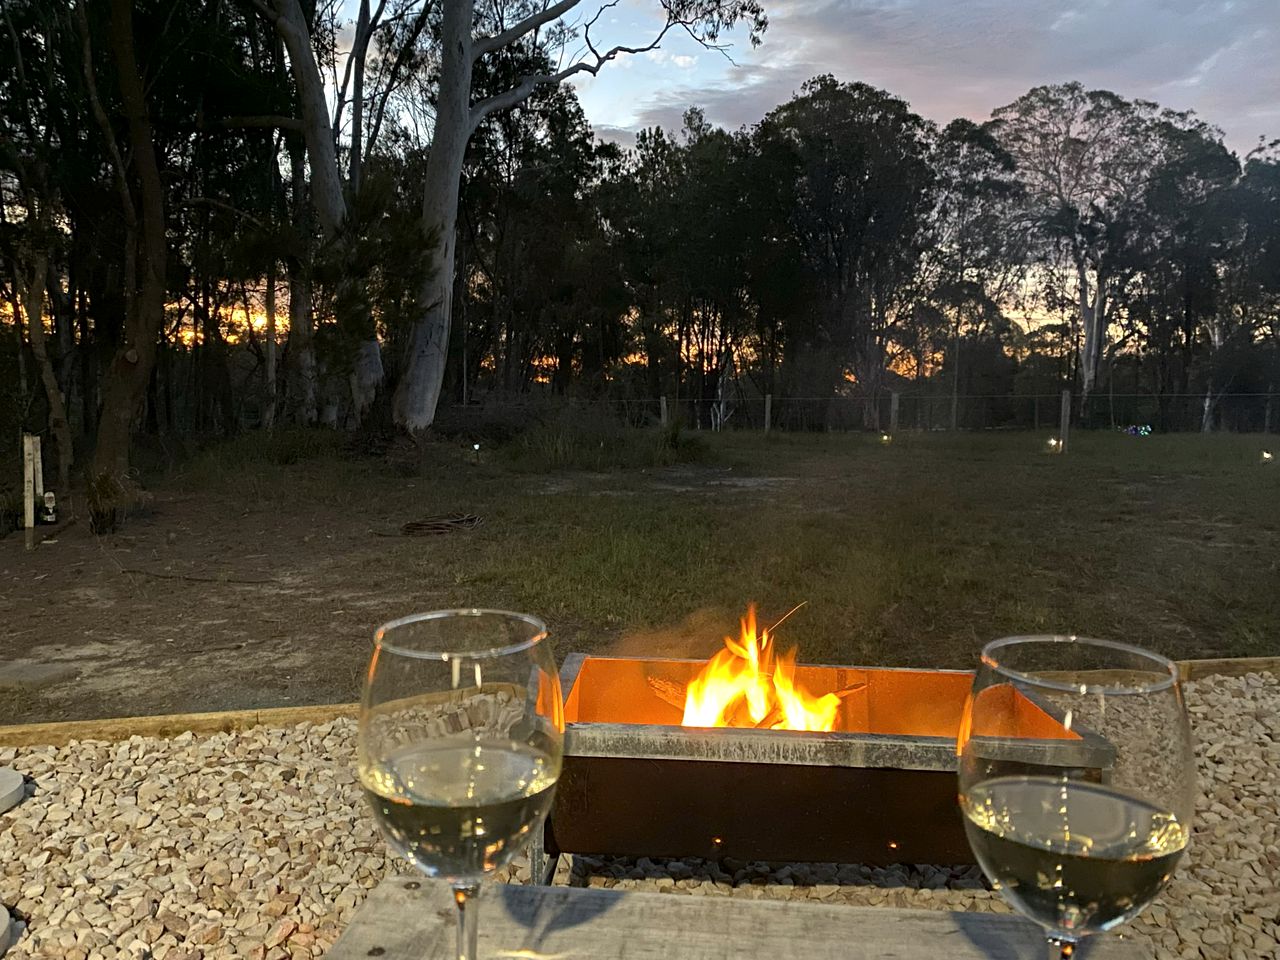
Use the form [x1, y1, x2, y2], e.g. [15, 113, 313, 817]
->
[512, 410, 706, 472]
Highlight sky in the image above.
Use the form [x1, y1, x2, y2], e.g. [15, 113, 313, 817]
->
[563, 0, 1279, 154]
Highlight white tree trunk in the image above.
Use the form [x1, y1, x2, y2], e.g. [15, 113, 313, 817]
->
[349, 337, 384, 427]
[274, 0, 346, 238]
[276, 0, 384, 426]
[392, 0, 474, 433]
[1078, 263, 1103, 401]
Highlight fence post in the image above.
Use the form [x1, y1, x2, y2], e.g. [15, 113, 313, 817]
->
[764, 394, 772, 434]
[1060, 389, 1072, 453]
[660, 396, 668, 428]
[889, 392, 900, 432]
[22, 434, 36, 550]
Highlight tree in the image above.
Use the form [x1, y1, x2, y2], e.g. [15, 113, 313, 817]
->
[991, 84, 1213, 414]
[391, 0, 767, 432]
[754, 77, 935, 421]
[81, 0, 170, 491]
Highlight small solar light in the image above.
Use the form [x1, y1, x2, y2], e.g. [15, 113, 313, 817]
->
[473, 443, 480, 452]
[879, 432, 892, 445]
[1047, 437, 1061, 450]
[1264, 451, 1274, 463]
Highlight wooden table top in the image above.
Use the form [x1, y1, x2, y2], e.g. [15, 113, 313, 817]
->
[327, 876, 1148, 959]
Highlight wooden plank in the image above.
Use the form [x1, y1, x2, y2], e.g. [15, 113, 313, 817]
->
[0, 702, 358, 748]
[1178, 656, 1280, 680]
[0, 658, 1271, 749]
[326, 877, 1147, 960]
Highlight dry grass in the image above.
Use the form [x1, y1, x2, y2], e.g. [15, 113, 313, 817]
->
[208, 427, 1280, 667]
[5, 426, 1276, 725]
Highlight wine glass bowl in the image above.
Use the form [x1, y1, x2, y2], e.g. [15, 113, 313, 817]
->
[358, 610, 564, 960]
[957, 636, 1194, 958]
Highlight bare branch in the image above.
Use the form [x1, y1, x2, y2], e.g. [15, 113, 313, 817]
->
[472, 0, 583, 59]
[365, 0, 433, 155]
[470, 25, 672, 129]
[177, 197, 270, 230]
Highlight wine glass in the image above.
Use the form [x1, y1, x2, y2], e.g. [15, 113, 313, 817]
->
[358, 610, 564, 960]
[957, 636, 1194, 959]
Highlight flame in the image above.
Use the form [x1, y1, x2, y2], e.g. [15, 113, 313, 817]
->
[682, 606, 841, 732]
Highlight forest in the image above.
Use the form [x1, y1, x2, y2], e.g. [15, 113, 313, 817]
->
[2, 0, 1279, 509]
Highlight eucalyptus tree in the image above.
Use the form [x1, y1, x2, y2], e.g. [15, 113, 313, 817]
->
[990, 84, 1223, 415]
[391, 0, 767, 432]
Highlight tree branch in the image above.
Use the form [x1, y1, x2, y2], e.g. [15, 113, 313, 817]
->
[177, 197, 270, 230]
[365, 0, 433, 156]
[470, 27, 671, 130]
[472, 0, 583, 58]
[74, 0, 134, 229]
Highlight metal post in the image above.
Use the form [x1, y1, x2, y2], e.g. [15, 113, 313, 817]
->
[764, 394, 772, 434]
[1060, 389, 1072, 453]
[659, 396, 668, 428]
[889, 392, 900, 432]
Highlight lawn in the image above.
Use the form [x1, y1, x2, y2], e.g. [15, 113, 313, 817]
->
[2, 427, 1277, 724]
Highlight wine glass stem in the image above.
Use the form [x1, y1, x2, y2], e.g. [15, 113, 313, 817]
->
[453, 883, 481, 960]
[1047, 935, 1076, 959]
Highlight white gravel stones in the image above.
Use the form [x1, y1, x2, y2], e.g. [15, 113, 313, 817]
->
[0, 671, 1275, 960]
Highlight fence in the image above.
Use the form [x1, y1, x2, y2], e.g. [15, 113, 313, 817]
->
[494, 392, 1278, 434]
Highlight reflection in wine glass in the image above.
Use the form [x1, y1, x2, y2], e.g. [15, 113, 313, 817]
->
[358, 610, 564, 960]
[957, 635, 1194, 959]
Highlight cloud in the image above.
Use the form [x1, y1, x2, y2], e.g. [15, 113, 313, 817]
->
[608, 0, 1278, 151]
[591, 124, 640, 148]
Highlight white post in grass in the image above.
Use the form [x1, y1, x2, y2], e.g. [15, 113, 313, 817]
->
[660, 396, 668, 428]
[889, 392, 900, 432]
[22, 434, 36, 550]
[764, 394, 772, 435]
[1060, 389, 1072, 454]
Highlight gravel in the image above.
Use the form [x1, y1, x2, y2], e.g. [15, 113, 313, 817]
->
[1, 671, 1275, 960]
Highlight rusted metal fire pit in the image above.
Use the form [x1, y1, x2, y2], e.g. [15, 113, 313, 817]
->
[544, 653, 1110, 868]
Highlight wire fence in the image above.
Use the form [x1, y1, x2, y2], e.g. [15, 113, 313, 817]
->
[463, 392, 1279, 434]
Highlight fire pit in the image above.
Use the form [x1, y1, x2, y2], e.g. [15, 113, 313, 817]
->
[545, 611, 1111, 868]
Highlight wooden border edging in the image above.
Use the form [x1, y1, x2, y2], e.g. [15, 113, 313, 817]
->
[1177, 656, 1280, 681]
[0, 657, 1276, 749]
[0, 702, 359, 748]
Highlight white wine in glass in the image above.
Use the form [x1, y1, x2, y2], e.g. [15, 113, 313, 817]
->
[359, 610, 564, 960]
[958, 636, 1194, 959]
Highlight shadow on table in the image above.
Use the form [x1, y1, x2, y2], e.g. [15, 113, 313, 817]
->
[951, 911, 1109, 959]
[493, 884, 618, 957]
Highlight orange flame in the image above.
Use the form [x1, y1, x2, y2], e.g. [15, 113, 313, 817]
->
[682, 606, 841, 732]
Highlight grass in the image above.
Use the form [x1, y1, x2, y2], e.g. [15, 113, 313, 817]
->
[173, 426, 1280, 668]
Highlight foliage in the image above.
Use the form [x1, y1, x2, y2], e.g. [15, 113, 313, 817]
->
[513, 409, 706, 472]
